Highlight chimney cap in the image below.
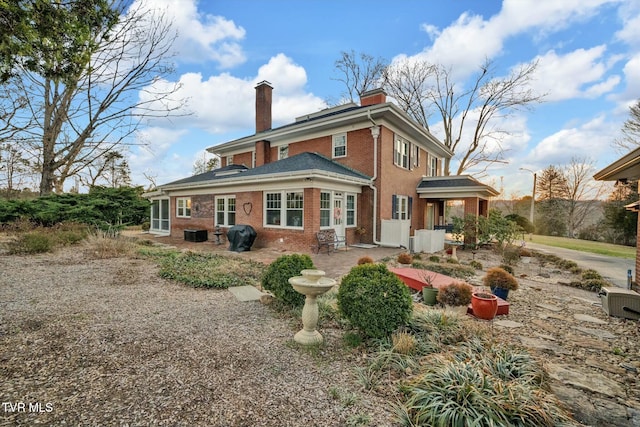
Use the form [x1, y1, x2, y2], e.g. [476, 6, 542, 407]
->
[255, 80, 273, 89]
[360, 87, 386, 98]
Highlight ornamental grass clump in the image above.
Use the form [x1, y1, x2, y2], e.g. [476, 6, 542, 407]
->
[436, 281, 473, 307]
[397, 252, 412, 264]
[483, 267, 519, 291]
[262, 254, 314, 308]
[337, 263, 412, 339]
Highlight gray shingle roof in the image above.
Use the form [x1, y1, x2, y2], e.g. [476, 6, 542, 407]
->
[160, 152, 370, 188]
[417, 176, 487, 189]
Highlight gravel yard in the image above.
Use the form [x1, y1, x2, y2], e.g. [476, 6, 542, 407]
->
[0, 248, 396, 426]
[2, 236, 640, 427]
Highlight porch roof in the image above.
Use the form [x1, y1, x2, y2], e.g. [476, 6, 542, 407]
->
[156, 152, 371, 192]
[594, 146, 640, 182]
[416, 175, 499, 199]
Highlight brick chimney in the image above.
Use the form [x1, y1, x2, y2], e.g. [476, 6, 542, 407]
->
[255, 80, 273, 133]
[360, 88, 386, 106]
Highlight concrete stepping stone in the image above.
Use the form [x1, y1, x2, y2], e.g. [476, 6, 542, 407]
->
[536, 303, 563, 312]
[547, 363, 625, 399]
[228, 285, 264, 301]
[494, 319, 523, 328]
[518, 336, 569, 355]
[573, 326, 616, 339]
[574, 313, 607, 324]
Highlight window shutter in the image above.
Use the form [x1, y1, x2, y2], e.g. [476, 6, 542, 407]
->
[392, 195, 398, 220]
[408, 196, 413, 220]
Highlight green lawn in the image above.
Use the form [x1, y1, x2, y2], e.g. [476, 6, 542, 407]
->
[527, 234, 636, 259]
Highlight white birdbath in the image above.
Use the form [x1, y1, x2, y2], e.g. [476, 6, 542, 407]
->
[288, 269, 336, 345]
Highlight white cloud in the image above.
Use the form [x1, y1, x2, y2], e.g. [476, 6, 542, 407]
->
[134, 0, 246, 68]
[529, 46, 620, 101]
[411, 0, 618, 81]
[527, 115, 620, 166]
[615, 1, 640, 49]
[139, 54, 326, 134]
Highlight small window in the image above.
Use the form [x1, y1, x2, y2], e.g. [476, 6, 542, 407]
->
[320, 192, 331, 227]
[346, 194, 356, 226]
[430, 156, 438, 177]
[227, 155, 233, 165]
[265, 193, 282, 225]
[279, 145, 289, 160]
[176, 197, 191, 218]
[394, 137, 409, 169]
[215, 196, 236, 227]
[412, 144, 420, 168]
[332, 133, 347, 158]
[252, 151, 256, 168]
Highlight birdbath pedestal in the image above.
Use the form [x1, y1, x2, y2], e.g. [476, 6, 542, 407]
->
[288, 269, 336, 345]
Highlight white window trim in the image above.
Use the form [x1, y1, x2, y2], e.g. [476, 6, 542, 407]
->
[332, 133, 347, 158]
[430, 156, 438, 177]
[394, 137, 409, 169]
[278, 144, 289, 160]
[150, 198, 170, 235]
[346, 194, 356, 227]
[320, 191, 331, 228]
[264, 190, 304, 229]
[176, 197, 191, 218]
[227, 155, 233, 165]
[215, 195, 236, 227]
[412, 144, 420, 169]
[319, 191, 357, 229]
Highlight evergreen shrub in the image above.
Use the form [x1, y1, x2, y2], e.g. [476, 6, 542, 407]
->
[337, 263, 412, 339]
[261, 254, 314, 308]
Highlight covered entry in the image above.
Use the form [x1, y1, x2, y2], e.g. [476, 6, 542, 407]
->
[416, 175, 499, 243]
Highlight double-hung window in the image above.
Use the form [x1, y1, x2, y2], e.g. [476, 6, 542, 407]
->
[215, 196, 236, 227]
[320, 192, 331, 227]
[332, 133, 347, 158]
[279, 145, 289, 160]
[430, 156, 438, 177]
[394, 137, 409, 169]
[346, 194, 356, 226]
[176, 197, 191, 218]
[265, 191, 304, 228]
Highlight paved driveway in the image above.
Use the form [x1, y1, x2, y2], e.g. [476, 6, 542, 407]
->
[525, 242, 635, 288]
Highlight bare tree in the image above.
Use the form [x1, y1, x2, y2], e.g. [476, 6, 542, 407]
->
[0, 143, 30, 195]
[383, 58, 544, 175]
[79, 150, 131, 188]
[4, 1, 186, 195]
[192, 155, 219, 175]
[333, 50, 387, 103]
[614, 99, 640, 152]
[382, 58, 436, 129]
[563, 157, 606, 237]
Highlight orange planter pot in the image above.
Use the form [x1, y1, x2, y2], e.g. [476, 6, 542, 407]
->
[471, 292, 498, 320]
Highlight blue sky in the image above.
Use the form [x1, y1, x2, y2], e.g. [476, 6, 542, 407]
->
[128, 0, 640, 197]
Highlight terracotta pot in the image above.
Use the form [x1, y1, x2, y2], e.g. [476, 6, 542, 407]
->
[471, 292, 498, 320]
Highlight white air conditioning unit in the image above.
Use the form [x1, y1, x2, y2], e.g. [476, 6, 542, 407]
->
[600, 287, 640, 320]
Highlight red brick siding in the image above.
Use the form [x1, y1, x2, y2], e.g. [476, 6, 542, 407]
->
[377, 127, 426, 234]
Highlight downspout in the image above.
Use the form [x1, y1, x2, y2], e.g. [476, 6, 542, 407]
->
[369, 123, 381, 244]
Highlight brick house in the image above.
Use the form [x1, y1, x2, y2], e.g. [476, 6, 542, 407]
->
[146, 81, 498, 251]
[594, 147, 640, 285]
